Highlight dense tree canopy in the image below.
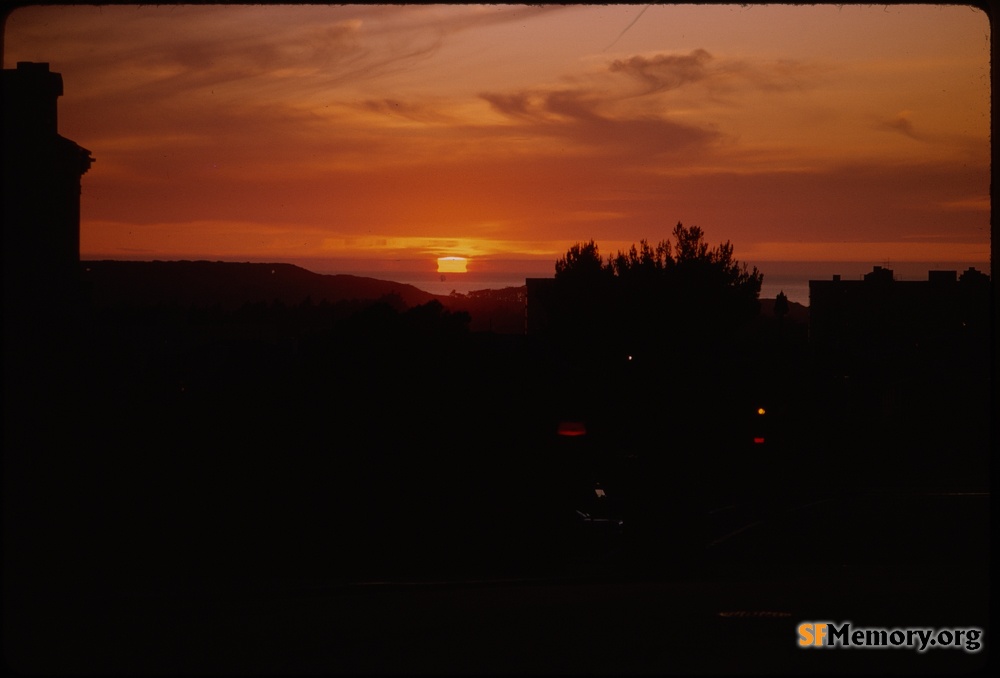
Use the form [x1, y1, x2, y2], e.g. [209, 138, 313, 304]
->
[554, 240, 607, 280]
[543, 224, 768, 466]
[546, 223, 764, 366]
[556, 223, 762, 298]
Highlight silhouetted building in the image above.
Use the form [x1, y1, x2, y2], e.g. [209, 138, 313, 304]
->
[863, 265, 894, 284]
[525, 277, 557, 335]
[3, 62, 94, 311]
[808, 265, 991, 377]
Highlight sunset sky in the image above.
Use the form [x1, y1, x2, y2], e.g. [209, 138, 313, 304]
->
[3, 4, 991, 279]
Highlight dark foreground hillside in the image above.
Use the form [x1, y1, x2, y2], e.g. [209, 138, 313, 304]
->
[9, 269, 984, 581]
[80, 260, 806, 334]
[81, 260, 531, 333]
[4, 259, 990, 673]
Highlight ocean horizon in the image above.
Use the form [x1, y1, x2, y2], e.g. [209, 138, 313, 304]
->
[88, 256, 990, 307]
[302, 259, 992, 307]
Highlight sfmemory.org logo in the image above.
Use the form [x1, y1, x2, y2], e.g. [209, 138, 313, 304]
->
[798, 622, 983, 653]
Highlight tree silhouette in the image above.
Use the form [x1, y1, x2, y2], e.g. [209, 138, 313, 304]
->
[556, 223, 761, 297]
[774, 290, 789, 321]
[546, 224, 769, 528]
[555, 240, 608, 280]
[607, 238, 672, 279]
[551, 222, 763, 355]
[543, 223, 766, 457]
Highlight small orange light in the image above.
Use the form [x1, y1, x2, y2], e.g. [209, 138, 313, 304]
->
[753, 437, 765, 444]
[757, 407, 766, 416]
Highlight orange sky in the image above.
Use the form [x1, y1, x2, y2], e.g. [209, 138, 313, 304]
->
[2, 4, 991, 274]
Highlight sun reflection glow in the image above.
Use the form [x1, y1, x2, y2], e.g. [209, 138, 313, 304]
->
[437, 257, 468, 273]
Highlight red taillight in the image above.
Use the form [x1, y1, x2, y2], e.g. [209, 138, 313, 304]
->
[753, 437, 765, 444]
[557, 421, 587, 437]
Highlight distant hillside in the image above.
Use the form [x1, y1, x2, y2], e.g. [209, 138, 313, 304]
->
[443, 286, 527, 333]
[81, 260, 447, 309]
[757, 297, 809, 323]
[80, 261, 807, 333]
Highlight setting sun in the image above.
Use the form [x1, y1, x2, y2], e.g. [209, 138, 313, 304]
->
[437, 257, 468, 274]
[2, 4, 988, 282]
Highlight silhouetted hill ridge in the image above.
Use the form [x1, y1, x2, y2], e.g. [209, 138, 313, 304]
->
[81, 260, 446, 309]
[80, 260, 807, 331]
[758, 296, 808, 323]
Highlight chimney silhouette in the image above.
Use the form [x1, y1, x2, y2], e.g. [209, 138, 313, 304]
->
[2, 62, 94, 313]
[3, 61, 63, 136]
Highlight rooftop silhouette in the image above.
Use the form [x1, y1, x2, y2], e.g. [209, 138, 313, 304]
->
[2, 61, 94, 314]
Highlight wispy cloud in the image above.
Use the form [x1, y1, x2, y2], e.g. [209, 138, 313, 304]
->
[479, 85, 720, 158]
[359, 98, 452, 124]
[478, 91, 534, 118]
[608, 49, 713, 94]
[877, 110, 923, 141]
[7, 4, 987, 266]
